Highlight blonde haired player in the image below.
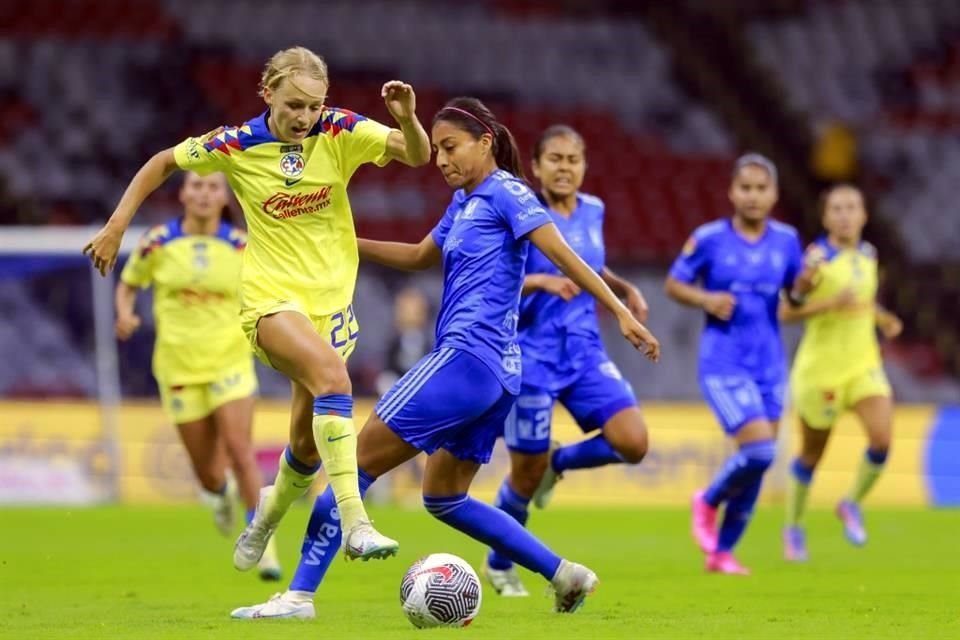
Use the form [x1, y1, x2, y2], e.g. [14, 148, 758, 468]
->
[84, 46, 431, 571]
[116, 171, 281, 580]
[781, 184, 903, 561]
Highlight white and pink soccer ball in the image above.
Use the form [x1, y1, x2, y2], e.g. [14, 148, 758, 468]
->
[400, 553, 482, 628]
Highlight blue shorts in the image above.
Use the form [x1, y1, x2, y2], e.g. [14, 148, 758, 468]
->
[699, 371, 784, 434]
[504, 356, 637, 454]
[375, 347, 516, 464]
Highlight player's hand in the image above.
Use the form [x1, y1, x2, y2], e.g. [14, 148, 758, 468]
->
[830, 288, 858, 311]
[701, 292, 736, 321]
[83, 223, 124, 276]
[539, 275, 581, 301]
[624, 286, 649, 323]
[878, 313, 903, 339]
[115, 313, 141, 341]
[382, 81, 417, 122]
[617, 310, 660, 362]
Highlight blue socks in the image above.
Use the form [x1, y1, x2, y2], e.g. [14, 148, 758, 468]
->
[708, 440, 775, 552]
[486, 480, 532, 570]
[703, 439, 777, 508]
[288, 468, 375, 593]
[245, 508, 256, 525]
[424, 494, 561, 579]
[552, 433, 623, 474]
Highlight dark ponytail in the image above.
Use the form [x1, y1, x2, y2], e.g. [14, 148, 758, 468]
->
[432, 97, 528, 183]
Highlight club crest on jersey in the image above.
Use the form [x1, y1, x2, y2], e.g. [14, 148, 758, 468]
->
[280, 152, 305, 178]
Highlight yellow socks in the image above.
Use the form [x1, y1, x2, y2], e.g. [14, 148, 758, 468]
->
[264, 447, 320, 524]
[312, 395, 367, 531]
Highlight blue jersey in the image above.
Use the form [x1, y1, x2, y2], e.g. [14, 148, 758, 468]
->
[669, 218, 803, 377]
[430, 170, 552, 394]
[518, 192, 606, 389]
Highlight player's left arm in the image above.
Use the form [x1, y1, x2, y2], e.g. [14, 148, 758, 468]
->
[601, 267, 648, 322]
[875, 304, 903, 339]
[382, 81, 431, 167]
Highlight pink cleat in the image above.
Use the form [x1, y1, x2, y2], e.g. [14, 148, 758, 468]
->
[691, 490, 718, 553]
[706, 551, 750, 575]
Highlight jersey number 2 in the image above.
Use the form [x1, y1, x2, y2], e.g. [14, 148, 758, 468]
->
[330, 305, 359, 349]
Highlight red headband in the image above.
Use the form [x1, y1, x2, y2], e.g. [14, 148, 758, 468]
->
[440, 106, 494, 137]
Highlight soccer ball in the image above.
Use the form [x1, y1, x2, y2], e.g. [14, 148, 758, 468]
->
[400, 553, 482, 628]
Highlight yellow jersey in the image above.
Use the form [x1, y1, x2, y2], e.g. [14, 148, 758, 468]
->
[172, 108, 394, 316]
[791, 237, 881, 385]
[121, 218, 251, 385]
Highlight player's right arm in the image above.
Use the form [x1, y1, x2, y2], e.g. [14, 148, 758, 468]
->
[114, 282, 141, 340]
[357, 235, 442, 272]
[114, 228, 158, 339]
[664, 230, 735, 321]
[83, 148, 180, 275]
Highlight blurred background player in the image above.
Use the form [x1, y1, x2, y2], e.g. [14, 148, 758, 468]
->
[82, 46, 432, 572]
[483, 125, 652, 597]
[374, 286, 433, 396]
[230, 97, 660, 620]
[116, 171, 281, 580]
[781, 184, 902, 561]
[665, 154, 813, 575]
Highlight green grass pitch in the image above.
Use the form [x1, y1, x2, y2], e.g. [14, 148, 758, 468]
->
[2, 504, 957, 639]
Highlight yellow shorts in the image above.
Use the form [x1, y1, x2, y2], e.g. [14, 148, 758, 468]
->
[158, 360, 258, 424]
[239, 300, 359, 368]
[792, 366, 892, 430]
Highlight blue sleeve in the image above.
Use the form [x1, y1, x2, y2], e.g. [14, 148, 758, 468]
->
[495, 180, 551, 239]
[430, 207, 455, 248]
[668, 232, 711, 283]
[782, 234, 803, 290]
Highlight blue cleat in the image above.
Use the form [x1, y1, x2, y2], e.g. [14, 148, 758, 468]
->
[783, 525, 808, 562]
[836, 499, 867, 546]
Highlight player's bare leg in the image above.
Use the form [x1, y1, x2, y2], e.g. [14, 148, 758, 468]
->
[838, 395, 893, 546]
[178, 417, 234, 536]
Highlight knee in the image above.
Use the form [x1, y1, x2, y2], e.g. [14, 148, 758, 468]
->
[510, 455, 549, 497]
[614, 428, 648, 464]
[303, 362, 352, 397]
[743, 440, 777, 474]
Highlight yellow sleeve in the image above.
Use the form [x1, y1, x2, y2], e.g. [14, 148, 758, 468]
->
[335, 113, 395, 180]
[173, 126, 231, 175]
[120, 230, 159, 288]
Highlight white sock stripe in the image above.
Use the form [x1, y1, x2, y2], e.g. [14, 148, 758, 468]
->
[377, 348, 451, 419]
[379, 348, 456, 423]
[425, 500, 467, 517]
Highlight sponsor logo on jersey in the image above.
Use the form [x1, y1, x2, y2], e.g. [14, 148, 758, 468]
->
[261, 186, 333, 220]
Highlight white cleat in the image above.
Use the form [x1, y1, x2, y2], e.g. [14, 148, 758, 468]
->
[532, 440, 562, 510]
[234, 487, 277, 571]
[482, 561, 530, 597]
[230, 592, 315, 620]
[257, 535, 282, 582]
[550, 560, 599, 613]
[342, 520, 399, 561]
